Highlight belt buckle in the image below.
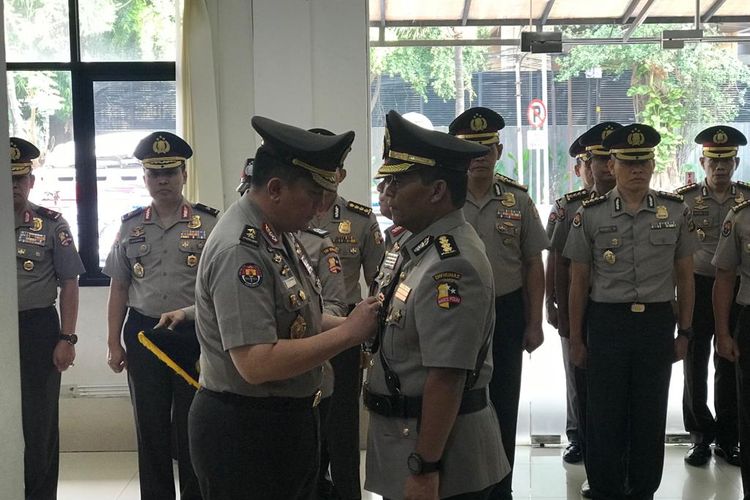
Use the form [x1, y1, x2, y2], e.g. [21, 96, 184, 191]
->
[631, 303, 645, 313]
[312, 389, 322, 408]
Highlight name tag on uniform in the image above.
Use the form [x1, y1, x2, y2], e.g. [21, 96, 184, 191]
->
[597, 225, 618, 233]
[650, 221, 676, 230]
[180, 230, 207, 239]
[284, 276, 298, 289]
[18, 230, 47, 246]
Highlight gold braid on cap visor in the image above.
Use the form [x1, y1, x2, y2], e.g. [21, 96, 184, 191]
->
[291, 158, 338, 191]
[609, 148, 655, 161]
[454, 132, 499, 145]
[142, 157, 186, 169]
[585, 145, 611, 156]
[703, 146, 738, 159]
[11, 163, 32, 175]
[387, 149, 436, 167]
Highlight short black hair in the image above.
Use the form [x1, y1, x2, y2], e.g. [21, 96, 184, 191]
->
[417, 167, 468, 207]
[251, 147, 313, 189]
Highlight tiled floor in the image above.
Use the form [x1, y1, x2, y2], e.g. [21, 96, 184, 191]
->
[57, 445, 743, 499]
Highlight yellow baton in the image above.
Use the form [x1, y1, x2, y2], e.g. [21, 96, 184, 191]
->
[137, 331, 200, 390]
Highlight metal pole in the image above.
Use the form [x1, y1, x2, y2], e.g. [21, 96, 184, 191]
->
[541, 53, 550, 205]
[515, 55, 525, 184]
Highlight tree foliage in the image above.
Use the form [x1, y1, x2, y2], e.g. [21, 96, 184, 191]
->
[555, 24, 750, 185]
[371, 27, 488, 108]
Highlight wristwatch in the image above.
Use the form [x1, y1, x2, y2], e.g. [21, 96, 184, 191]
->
[407, 452, 441, 475]
[59, 333, 78, 345]
[677, 327, 694, 340]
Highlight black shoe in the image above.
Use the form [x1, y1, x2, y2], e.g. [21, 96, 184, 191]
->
[563, 442, 583, 464]
[684, 443, 711, 466]
[580, 480, 592, 498]
[715, 444, 741, 466]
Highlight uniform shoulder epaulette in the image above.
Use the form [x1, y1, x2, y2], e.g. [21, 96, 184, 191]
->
[736, 180, 750, 191]
[239, 225, 260, 247]
[305, 227, 329, 238]
[121, 207, 145, 222]
[495, 174, 528, 192]
[732, 199, 750, 213]
[346, 201, 372, 217]
[193, 202, 220, 217]
[656, 191, 684, 202]
[564, 188, 589, 203]
[36, 206, 61, 221]
[675, 183, 699, 195]
[434, 234, 460, 259]
[582, 194, 607, 208]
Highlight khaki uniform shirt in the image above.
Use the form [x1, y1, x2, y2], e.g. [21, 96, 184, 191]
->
[194, 196, 324, 397]
[549, 189, 599, 253]
[15, 202, 84, 311]
[103, 200, 219, 318]
[312, 196, 385, 304]
[676, 181, 750, 277]
[712, 201, 750, 305]
[563, 188, 696, 303]
[463, 176, 549, 297]
[365, 209, 509, 499]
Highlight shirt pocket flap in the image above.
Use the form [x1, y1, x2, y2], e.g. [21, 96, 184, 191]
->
[17, 244, 44, 261]
[126, 243, 151, 259]
[178, 239, 206, 254]
[649, 229, 678, 246]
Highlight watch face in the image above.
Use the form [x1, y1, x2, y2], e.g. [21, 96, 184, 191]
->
[62, 334, 78, 345]
[407, 453, 422, 474]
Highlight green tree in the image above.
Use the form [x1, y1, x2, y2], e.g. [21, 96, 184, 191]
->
[371, 27, 489, 116]
[555, 24, 750, 187]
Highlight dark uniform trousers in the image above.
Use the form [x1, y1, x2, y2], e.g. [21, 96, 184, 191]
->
[384, 483, 496, 500]
[489, 288, 525, 500]
[189, 388, 320, 500]
[735, 307, 750, 497]
[586, 301, 675, 500]
[574, 307, 590, 473]
[123, 308, 201, 500]
[683, 274, 739, 448]
[19, 306, 62, 500]
[318, 338, 363, 499]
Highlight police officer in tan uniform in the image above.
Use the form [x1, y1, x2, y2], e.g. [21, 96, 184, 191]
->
[364, 110, 509, 500]
[189, 116, 379, 500]
[678, 126, 748, 467]
[713, 165, 750, 495]
[308, 128, 385, 500]
[11, 137, 84, 500]
[564, 124, 696, 499]
[449, 107, 547, 500]
[104, 132, 219, 500]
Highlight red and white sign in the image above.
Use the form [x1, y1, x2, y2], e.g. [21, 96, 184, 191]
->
[527, 99, 547, 129]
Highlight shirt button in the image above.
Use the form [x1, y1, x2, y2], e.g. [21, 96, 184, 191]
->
[163, 272, 167, 276]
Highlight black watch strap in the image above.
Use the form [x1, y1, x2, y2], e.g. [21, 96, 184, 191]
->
[59, 333, 78, 345]
[677, 327, 694, 340]
[407, 452, 441, 475]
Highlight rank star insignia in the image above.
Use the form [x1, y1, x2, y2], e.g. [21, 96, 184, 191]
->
[187, 215, 202, 229]
[31, 217, 43, 231]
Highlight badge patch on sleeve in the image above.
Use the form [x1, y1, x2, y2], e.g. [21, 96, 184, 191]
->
[436, 282, 461, 309]
[327, 255, 342, 274]
[238, 263, 263, 288]
[572, 212, 582, 228]
[722, 220, 733, 238]
[58, 229, 73, 247]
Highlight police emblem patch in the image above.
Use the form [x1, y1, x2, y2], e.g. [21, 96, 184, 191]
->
[722, 220, 733, 238]
[327, 255, 342, 274]
[238, 263, 263, 288]
[572, 212, 582, 228]
[436, 282, 461, 309]
[58, 229, 73, 247]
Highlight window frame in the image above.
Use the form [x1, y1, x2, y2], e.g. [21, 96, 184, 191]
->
[6, 0, 176, 285]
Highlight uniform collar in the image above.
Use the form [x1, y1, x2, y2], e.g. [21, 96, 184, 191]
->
[402, 209, 465, 262]
[143, 198, 189, 225]
[14, 201, 35, 228]
[239, 195, 285, 250]
[609, 187, 656, 217]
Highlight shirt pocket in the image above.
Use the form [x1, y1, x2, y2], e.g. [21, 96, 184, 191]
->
[16, 243, 45, 273]
[178, 239, 206, 254]
[125, 243, 151, 260]
[649, 228, 678, 246]
[384, 299, 408, 362]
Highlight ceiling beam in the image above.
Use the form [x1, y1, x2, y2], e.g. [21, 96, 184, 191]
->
[620, 0, 641, 24]
[461, 0, 472, 26]
[537, 0, 557, 31]
[623, 0, 656, 42]
[367, 15, 750, 28]
[368, 35, 750, 48]
[701, 0, 728, 24]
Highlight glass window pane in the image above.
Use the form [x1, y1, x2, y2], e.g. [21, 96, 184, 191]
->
[80, 0, 177, 62]
[7, 71, 78, 245]
[3, 0, 71, 62]
[94, 80, 176, 267]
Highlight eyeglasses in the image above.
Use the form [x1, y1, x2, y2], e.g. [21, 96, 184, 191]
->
[380, 169, 424, 191]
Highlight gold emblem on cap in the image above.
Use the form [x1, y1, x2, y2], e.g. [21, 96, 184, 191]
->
[627, 129, 645, 146]
[10, 144, 21, 161]
[31, 217, 43, 232]
[23, 260, 34, 271]
[656, 206, 668, 220]
[186, 254, 198, 267]
[501, 192, 516, 207]
[338, 220, 352, 235]
[290, 314, 307, 339]
[152, 136, 171, 154]
[603, 250, 616, 265]
[697, 228, 706, 241]
[470, 114, 488, 132]
[133, 262, 145, 278]
[713, 130, 728, 144]
[188, 215, 201, 229]
[601, 126, 614, 140]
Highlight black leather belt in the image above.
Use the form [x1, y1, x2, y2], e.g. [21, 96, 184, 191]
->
[200, 387, 322, 411]
[363, 386, 487, 419]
